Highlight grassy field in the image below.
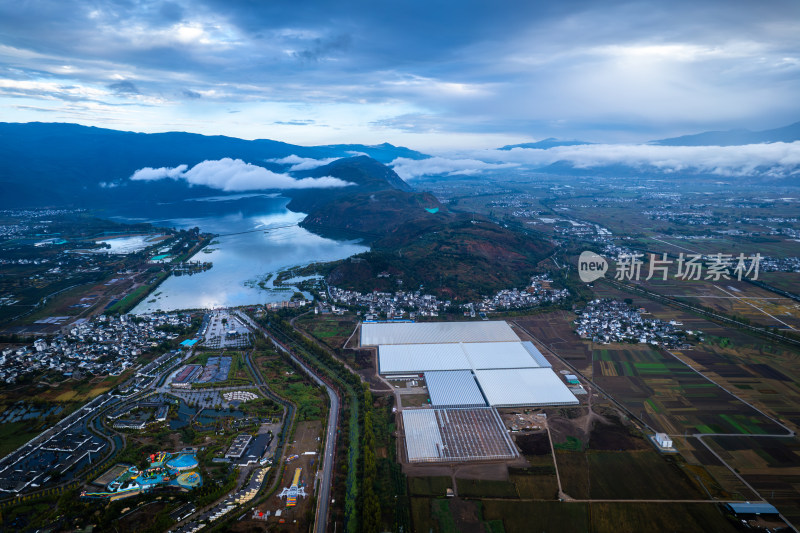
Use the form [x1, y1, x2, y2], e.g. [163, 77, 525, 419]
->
[255, 352, 326, 421]
[0, 420, 42, 457]
[565, 450, 705, 500]
[457, 478, 518, 498]
[31, 371, 132, 403]
[759, 271, 800, 295]
[481, 500, 589, 532]
[410, 497, 511, 533]
[588, 502, 739, 533]
[509, 471, 559, 499]
[106, 272, 169, 314]
[508, 454, 559, 500]
[295, 314, 357, 350]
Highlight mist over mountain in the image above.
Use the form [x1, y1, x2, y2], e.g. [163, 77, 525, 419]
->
[499, 138, 593, 150]
[285, 155, 416, 215]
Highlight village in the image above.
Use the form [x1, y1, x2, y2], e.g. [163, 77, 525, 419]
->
[574, 298, 689, 347]
[327, 274, 567, 320]
[0, 313, 193, 383]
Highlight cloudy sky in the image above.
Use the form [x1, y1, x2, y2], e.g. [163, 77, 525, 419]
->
[1, 0, 799, 150]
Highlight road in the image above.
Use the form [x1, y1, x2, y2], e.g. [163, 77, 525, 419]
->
[236, 310, 340, 533]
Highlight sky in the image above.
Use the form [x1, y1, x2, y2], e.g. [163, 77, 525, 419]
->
[1, 0, 799, 151]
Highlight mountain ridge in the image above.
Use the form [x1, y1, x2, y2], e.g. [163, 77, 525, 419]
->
[0, 122, 426, 208]
[651, 121, 800, 146]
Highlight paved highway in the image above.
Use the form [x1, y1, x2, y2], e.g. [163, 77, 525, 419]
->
[236, 310, 340, 533]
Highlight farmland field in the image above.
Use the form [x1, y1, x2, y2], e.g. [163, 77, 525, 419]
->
[706, 436, 800, 524]
[592, 344, 783, 435]
[634, 275, 800, 330]
[589, 282, 800, 430]
[633, 234, 800, 258]
[759, 271, 800, 295]
[408, 476, 453, 497]
[478, 500, 739, 533]
[513, 311, 594, 374]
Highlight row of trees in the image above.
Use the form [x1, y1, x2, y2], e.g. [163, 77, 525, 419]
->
[262, 312, 367, 533]
[360, 389, 381, 533]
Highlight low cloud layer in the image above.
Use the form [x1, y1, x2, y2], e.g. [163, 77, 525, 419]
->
[130, 158, 354, 191]
[267, 154, 340, 172]
[390, 157, 518, 180]
[392, 142, 800, 179]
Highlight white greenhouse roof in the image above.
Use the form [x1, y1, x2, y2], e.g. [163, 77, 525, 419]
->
[475, 368, 579, 407]
[521, 341, 551, 368]
[379, 341, 549, 374]
[378, 344, 469, 374]
[425, 371, 487, 408]
[461, 342, 544, 370]
[361, 321, 519, 346]
[402, 409, 444, 462]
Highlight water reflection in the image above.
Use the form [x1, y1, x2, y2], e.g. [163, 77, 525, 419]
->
[130, 196, 367, 313]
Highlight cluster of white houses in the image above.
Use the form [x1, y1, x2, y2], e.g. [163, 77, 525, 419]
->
[361, 321, 579, 463]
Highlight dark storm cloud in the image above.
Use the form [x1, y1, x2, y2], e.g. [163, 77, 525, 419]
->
[0, 0, 799, 142]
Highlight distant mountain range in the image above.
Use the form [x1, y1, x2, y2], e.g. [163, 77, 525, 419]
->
[496, 122, 800, 151]
[651, 121, 800, 146]
[0, 122, 427, 208]
[2, 120, 799, 212]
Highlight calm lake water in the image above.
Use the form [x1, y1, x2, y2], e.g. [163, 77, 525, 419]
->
[128, 195, 367, 313]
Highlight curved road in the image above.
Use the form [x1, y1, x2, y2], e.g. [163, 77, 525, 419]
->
[236, 310, 340, 533]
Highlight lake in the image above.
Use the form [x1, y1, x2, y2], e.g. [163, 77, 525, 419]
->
[127, 195, 367, 313]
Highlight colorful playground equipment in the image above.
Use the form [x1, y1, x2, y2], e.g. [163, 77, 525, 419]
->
[81, 451, 202, 501]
